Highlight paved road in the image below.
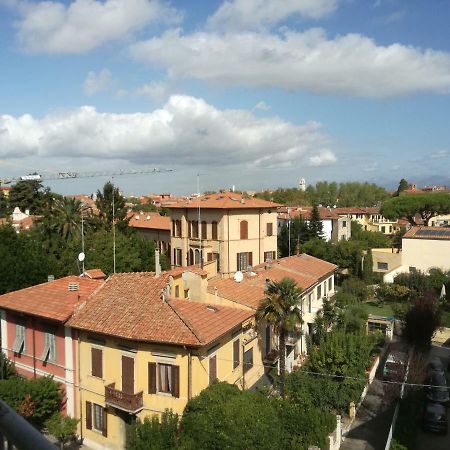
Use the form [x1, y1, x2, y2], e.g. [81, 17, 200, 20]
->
[415, 343, 450, 450]
[340, 380, 395, 450]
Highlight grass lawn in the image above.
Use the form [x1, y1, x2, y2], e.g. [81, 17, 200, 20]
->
[362, 302, 395, 317]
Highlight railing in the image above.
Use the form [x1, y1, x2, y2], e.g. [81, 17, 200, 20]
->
[263, 349, 279, 364]
[105, 383, 143, 413]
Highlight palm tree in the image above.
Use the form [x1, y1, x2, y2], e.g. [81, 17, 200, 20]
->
[48, 197, 86, 242]
[256, 277, 303, 398]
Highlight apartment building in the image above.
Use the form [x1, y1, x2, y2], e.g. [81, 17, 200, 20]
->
[0, 275, 104, 417]
[169, 192, 279, 276]
[67, 269, 263, 450]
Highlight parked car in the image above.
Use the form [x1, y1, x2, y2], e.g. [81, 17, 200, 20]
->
[423, 401, 448, 434]
[428, 356, 445, 376]
[427, 372, 450, 405]
[383, 351, 407, 381]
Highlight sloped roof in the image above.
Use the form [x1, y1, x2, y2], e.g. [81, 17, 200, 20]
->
[278, 206, 340, 220]
[208, 254, 337, 310]
[0, 276, 104, 322]
[128, 212, 171, 231]
[169, 192, 279, 210]
[82, 269, 106, 280]
[68, 272, 251, 346]
[403, 226, 450, 241]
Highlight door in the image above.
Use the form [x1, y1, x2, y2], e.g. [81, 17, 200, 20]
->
[121, 356, 134, 394]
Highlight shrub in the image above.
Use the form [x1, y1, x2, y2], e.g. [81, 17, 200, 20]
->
[340, 277, 368, 302]
[45, 413, 79, 450]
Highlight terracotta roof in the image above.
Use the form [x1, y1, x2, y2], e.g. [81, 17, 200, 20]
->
[334, 207, 380, 215]
[82, 269, 106, 280]
[169, 192, 280, 210]
[278, 206, 340, 220]
[167, 265, 209, 277]
[403, 226, 450, 241]
[68, 272, 251, 346]
[128, 212, 171, 231]
[0, 276, 104, 322]
[169, 299, 253, 344]
[208, 254, 337, 310]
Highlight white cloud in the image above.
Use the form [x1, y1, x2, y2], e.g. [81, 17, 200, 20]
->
[14, 0, 181, 54]
[207, 0, 338, 31]
[130, 28, 450, 98]
[0, 95, 335, 170]
[136, 81, 171, 101]
[83, 69, 114, 96]
[308, 150, 337, 167]
[253, 101, 271, 111]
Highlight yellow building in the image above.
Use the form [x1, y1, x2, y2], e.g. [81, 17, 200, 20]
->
[169, 192, 279, 276]
[67, 270, 263, 450]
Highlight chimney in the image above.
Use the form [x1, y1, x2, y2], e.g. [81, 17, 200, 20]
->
[155, 249, 161, 278]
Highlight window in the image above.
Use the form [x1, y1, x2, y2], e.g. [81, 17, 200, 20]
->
[93, 403, 105, 433]
[381, 226, 386, 234]
[377, 262, 389, 270]
[184, 289, 189, 298]
[266, 223, 273, 236]
[211, 221, 218, 240]
[86, 402, 107, 436]
[240, 220, 248, 239]
[264, 251, 276, 262]
[148, 362, 180, 397]
[237, 252, 252, 271]
[91, 347, 103, 378]
[342, 221, 347, 228]
[12, 322, 26, 354]
[243, 348, 253, 374]
[233, 340, 240, 369]
[201, 221, 207, 239]
[41, 330, 56, 363]
[174, 220, 181, 237]
[308, 294, 313, 313]
[174, 248, 182, 266]
[317, 285, 322, 299]
[175, 286, 180, 297]
[324, 282, 327, 296]
[188, 249, 194, 265]
[409, 266, 417, 273]
[209, 355, 217, 384]
[192, 221, 199, 239]
[207, 252, 220, 271]
[187, 221, 192, 238]
[328, 277, 332, 291]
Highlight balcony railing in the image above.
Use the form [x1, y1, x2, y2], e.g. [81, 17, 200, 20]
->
[105, 383, 143, 413]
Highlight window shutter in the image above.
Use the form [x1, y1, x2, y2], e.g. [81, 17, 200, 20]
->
[267, 223, 273, 236]
[86, 402, 92, 430]
[91, 348, 102, 378]
[212, 221, 218, 240]
[171, 365, 180, 398]
[248, 252, 253, 266]
[233, 340, 240, 369]
[240, 221, 248, 239]
[148, 362, 157, 394]
[102, 408, 107, 437]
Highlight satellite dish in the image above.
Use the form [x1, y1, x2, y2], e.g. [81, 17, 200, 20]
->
[78, 252, 85, 262]
[233, 271, 244, 283]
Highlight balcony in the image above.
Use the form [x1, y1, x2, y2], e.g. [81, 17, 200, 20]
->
[105, 383, 143, 414]
[263, 349, 279, 365]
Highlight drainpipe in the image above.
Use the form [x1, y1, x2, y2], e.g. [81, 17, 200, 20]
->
[32, 318, 36, 379]
[258, 209, 261, 265]
[241, 341, 245, 390]
[227, 210, 230, 275]
[187, 349, 192, 400]
[77, 334, 83, 443]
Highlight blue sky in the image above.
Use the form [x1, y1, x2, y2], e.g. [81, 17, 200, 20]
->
[0, 0, 449, 196]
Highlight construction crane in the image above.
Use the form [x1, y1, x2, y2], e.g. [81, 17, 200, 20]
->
[1, 167, 173, 185]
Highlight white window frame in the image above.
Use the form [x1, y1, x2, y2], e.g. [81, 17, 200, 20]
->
[157, 363, 174, 394]
[93, 403, 104, 432]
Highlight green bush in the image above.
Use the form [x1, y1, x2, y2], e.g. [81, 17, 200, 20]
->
[0, 376, 62, 427]
[334, 291, 358, 308]
[340, 278, 368, 302]
[127, 410, 179, 450]
[45, 413, 79, 450]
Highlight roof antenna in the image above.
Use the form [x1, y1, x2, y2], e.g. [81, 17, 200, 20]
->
[112, 176, 116, 274]
[197, 173, 203, 269]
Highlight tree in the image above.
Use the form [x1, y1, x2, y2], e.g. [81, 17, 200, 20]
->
[396, 179, 409, 196]
[0, 190, 9, 218]
[278, 216, 310, 257]
[380, 192, 450, 226]
[338, 304, 368, 333]
[95, 182, 129, 232]
[127, 410, 178, 450]
[301, 238, 332, 261]
[308, 204, 323, 239]
[350, 221, 390, 249]
[0, 353, 16, 380]
[362, 249, 373, 283]
[45, 413, 79, 450]
[8, 179, 52, 214]
[256, 278, 303, 398]
[180, 382, 282, 450]
[44, 197, 85, 242]
[404, 292, 441, 349]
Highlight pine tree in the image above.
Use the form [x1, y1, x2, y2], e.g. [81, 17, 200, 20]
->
[362, 249, 373, 282]
[308, 204, 324, 239]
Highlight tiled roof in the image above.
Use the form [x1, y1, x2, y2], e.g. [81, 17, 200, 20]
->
[167, 265, 209, 277]
[169, 299, 253, 344]
[68, 272, 252, 346]
[403, 226, 450, 241]
[169, 192, 280, 210]
[208, 254, 337, 310]
[278, 206, 340, 220]
[334, 207, 380, 215]
[128, 212, 171, 231]
[82, 269, 106, 280]
[0, 276, 104, 322]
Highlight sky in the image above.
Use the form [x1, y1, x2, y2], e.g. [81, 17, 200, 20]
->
[0, 0, 450, 196]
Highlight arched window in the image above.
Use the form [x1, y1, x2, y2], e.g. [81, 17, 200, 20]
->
[192, 221, 199, 239]
[201, 221, 207, 239]
[240, 220, 248, 240]
[212, 221, 218, 240]
[195, 249, 201, 265]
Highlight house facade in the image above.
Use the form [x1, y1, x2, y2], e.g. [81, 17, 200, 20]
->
[67, 270, 263, 450]
[169, 192, 279, 276]
[205, 254, 337, 373]
[0, 276, 104, 417]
